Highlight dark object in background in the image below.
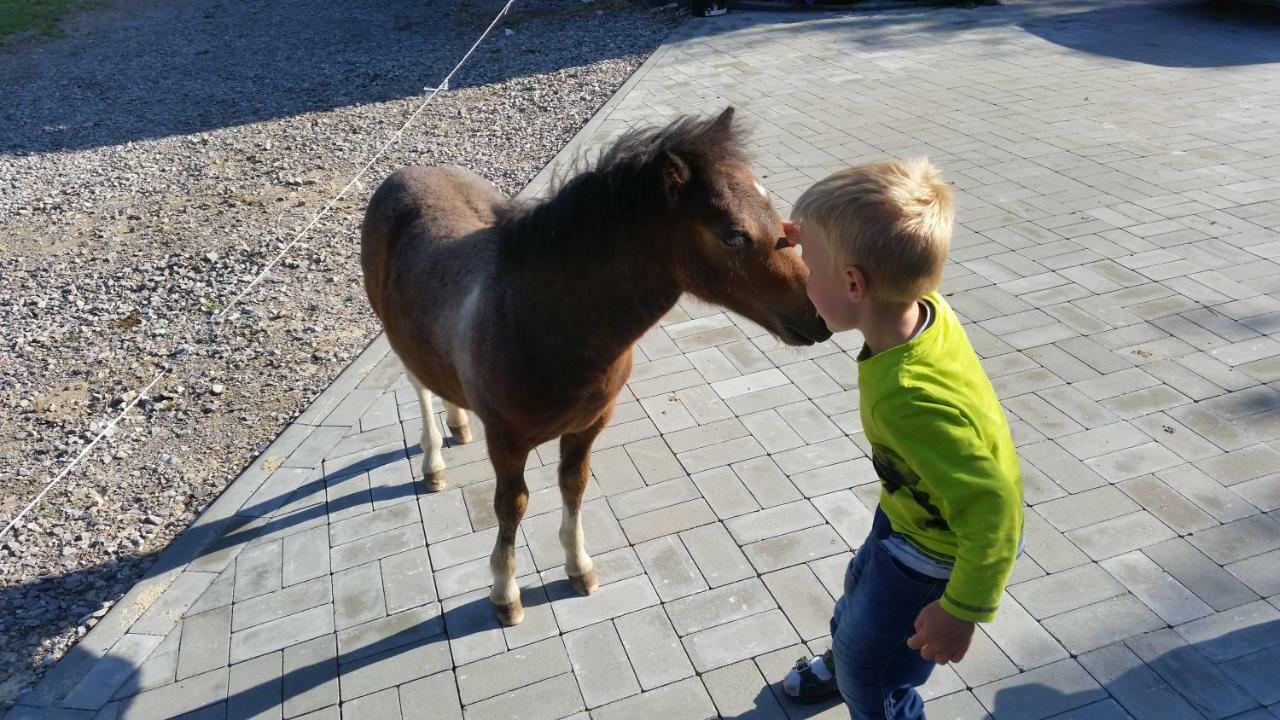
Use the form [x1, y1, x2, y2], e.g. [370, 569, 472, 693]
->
[689, 0, 728, 16]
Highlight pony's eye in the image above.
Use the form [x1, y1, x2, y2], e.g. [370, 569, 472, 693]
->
[722, 230, 750, 249]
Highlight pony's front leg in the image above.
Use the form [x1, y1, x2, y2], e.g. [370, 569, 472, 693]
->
[488, 431, 531, 626]
[558, 409, 612, 596]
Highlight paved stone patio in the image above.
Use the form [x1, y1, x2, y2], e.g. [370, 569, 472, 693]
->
[11, 0, 1280, 718]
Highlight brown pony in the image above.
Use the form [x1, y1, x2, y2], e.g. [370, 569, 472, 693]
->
[361, 108, 830, 625]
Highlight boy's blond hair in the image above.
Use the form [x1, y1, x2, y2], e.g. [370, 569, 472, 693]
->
[794, 159, 953, 303]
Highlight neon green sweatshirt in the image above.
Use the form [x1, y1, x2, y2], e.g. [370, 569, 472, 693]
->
[858, 291, 1023, 623]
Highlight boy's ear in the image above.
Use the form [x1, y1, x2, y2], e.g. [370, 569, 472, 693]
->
[844, 265, 868, 303]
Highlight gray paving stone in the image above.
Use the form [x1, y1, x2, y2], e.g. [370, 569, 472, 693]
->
[235, 540, 283, 603]
[1132, 412, 1222, 462]
[1174, 600, 1280, 663]
[1087, 441, 1184, 482]
[590, 446, 645, 496]
[337, 640, 450, 702]
[1160, 463, 1259, 523]
[591, 677, 716, 720]
[691, 466, 761, 520]
[341, 686, 400, 720]
[732, 457, 802, 508]
[64, 634, 165, 710]
[1198, 444, 1280, 486]
[333, 561, 386, 631]
[455, 637, 569, 706]
[380, 547, 435, 614]
[665, 418, 751, 454]
[624, 436, 686, 484]
[439, 588, 506, 667]
[1042, 594, 1165, 655]
[608, 476, 700, 520]
[461, 673, 584, 720]
[227, 651, 282, 720]
[1234, 474, 1280, 513]
[983, 594, 1070, 671]
[614, 607, 694, 691]
[1227, 549, 1280, 598]
[1023, 510, 1091, 574]
[1143, 537, 1259, 611]
[115, 666, 228, 720]
[680, 522, 754, 588]
[331, 523, 425, 573]
[1056, 422, 1153, 461]
[744, 524, 847, 574]
[635, 535, 707, 602]
[1037, 385, 1120, 432]
[283, 526, 331, 588]
[398, 671, 461, 720]
[282, 635, 339, 719]
[740, 409, 806, 454]
[772, 437, 861, 476]
[665, 578, 777, 637]
[230, 604, 334, 665]
[952, 627, 1019, 689]
[1222, 644, 1280, 707]
[1127, 629, 1257, 720]
[188, 569, 235, 617]
[1101, 551, 1213, 625]
[683, 609, 799, 673]
[564, 622, 639, 709]
[701, 660, 787, 720]
[1066, 511, 1175, 561]
[233, 577, 332, 632]
[1008, 563, 1126, 620]
[1037, 486, 1141, 532]
[177, 606, 232, 681]
[1118, 475, 1217, 535]
[1079, 643, 1201, 720]
[336, 604, 443, 665]
[925, 691, 994, 720]
[725, 500, 823, 545]
[762, 565, 832, 643]
[973, 659, 1106, 720]
[329, 501, 418, 547]
[1021, 440, 1109, 494]
[1190, 514, 1280, 564]
[551, 574, 659, 633]
[678, 436, 766, 475]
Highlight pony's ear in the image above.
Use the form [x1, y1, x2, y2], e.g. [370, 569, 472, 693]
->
[711, 106, 736, 134]
[661, 150, 690, 201]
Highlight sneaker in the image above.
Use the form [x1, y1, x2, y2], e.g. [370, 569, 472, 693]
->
[782, 648, 840, 704]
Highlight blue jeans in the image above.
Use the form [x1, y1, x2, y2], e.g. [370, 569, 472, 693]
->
[830, 508, 947, 720]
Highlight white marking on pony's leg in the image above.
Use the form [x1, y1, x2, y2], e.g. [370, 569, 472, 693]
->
[560, 505, 596, 595]
[489, 540, 521, 622]
[444, 400, 472, 444]
[409, 374, 446, 491]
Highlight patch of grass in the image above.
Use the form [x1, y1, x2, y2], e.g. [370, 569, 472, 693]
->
[0, 0, 95, 43]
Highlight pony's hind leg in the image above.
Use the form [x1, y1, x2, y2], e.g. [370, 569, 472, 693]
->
[488, 430, 531, 626]
[408, 373, 447, 492]
[558, 409, 612, 596]
[444, 400, 473, 445]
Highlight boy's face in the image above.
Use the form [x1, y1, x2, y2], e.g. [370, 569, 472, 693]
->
[785, 222, 863, 332]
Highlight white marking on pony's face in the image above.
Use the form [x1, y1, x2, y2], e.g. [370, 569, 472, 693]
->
[753, 179, 768, 198]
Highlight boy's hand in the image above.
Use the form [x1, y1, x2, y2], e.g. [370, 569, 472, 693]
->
[907, 601, 974, 664]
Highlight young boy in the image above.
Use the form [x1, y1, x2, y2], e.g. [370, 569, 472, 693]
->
[780, 159, 1024, 719]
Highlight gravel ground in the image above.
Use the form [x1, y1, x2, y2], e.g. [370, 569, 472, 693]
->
[0, 0, 682, 707]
